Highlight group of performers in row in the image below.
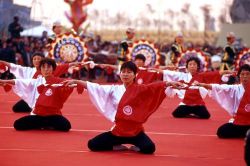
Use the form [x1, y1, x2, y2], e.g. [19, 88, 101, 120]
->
[0, 50, 250, 163]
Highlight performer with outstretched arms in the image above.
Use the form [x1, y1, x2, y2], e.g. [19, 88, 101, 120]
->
[0, 58, 83, 131]
[0, 52, 83, 112]
[63, 61, 182, 154]
[195, 64, 250, 138]
[159, 57, 231, 119]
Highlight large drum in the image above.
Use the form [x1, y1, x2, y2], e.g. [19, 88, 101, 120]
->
[127, 40, 160, 67]
[235, 48, 250, 70]
[49, 33, 88, 64]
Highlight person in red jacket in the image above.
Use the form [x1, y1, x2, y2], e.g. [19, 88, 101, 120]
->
[63, 61, 182, 154]
[0, 58, 83, 131]
[195, 64, 250, 138]
[161, 56, 230, 119]
[0, 52, 83, 112]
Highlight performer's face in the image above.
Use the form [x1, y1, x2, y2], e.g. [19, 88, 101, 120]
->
[120, 68, 136, 86]
[187, 60, 198, 74]
[239, 70, 250, 86]
[33, 56, 43, 68]
[134, 59, 145, 68]
[41, 63, 53, 78]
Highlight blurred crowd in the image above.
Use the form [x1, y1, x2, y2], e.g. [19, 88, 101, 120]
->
[0, 16, 247, 82]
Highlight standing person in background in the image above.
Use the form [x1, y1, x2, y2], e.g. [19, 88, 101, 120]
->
[210, 55, 222, 71]
[8, 16, 23, 39]
[221, 32, 236, 71]
[48, 21, 63, 44]
[169, 32, 185, 66]
[117, 28, 135, 65]
[0, 39, 16, 80]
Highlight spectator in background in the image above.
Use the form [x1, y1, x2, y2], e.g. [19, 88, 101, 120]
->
[117, 28, 135, 65]
[210, 55, 222, 71]
[0, 39, 15, 79]
[169, 32, 185, 66]
[8, 16, 23, 39]
[48, 21, 63, 44]
[221, 32, 236, 71]
[0, 39, 16, 64]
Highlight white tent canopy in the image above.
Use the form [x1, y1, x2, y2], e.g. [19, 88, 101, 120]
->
[21, 25, 53, 37]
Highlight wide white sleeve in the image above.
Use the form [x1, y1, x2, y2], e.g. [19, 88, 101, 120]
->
[10, 63, 36, 79]
[87, 82, 122, 122]
[163, 70, 191, 82]
[165, 87, 178, 98]
[12, 77, 45, 108]
[210, 84, 244, 115]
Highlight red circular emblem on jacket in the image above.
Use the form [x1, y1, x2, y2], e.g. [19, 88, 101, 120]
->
[245, 104, 250, 112]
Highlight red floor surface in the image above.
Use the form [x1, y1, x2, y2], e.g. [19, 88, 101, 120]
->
[0, 88, 245, 166]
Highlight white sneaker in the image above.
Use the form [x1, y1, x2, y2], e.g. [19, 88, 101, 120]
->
[129, 145, 140, 152]
[113, 145, 129, 151]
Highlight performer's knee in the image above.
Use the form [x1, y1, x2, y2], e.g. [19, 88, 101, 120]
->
[139, 143, 155, 154]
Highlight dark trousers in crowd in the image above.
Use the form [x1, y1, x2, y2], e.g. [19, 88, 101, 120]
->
[172, 105, 210, 119]
[217, 123, 250, 138]
[14, 115, 71, 132]
[88, 131, 155, 154]
[12, 99, 32, 112]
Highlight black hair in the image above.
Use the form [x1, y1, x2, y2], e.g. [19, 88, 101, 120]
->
[39, 58, 57, 71]
[238, 64, 250, 77]
[135, 54, 146, 62]
[14, 16, 19, 21]
[186, 56, 201, 71]
[120, 61, 137, 75]
[32, 52, 45, 60]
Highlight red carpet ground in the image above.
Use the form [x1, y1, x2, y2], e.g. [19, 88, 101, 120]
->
[0, 88, 245, 166]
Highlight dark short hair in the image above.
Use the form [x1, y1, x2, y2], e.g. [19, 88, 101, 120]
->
[120, 61, 137, 75]
[186, 56, 201, 71]
[238, 64, 250, 77]
[39, 58, 57, 71]
[135, 54, 146, 62]
[32, 52, 45, 60]
[14, 16, 19, 21]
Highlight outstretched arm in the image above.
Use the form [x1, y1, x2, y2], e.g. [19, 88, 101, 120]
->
[62, 79, 87, 89]
[0, 60, 11, 68]
[192, 81, 212, 90]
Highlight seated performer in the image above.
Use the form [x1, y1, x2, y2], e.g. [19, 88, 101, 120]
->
[63, 61, 182, 154]
[161, 57, 230, 119]
[0, 52, 82, 112]
[195, 64, 250, 138]
[0, 58, 83, 131]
